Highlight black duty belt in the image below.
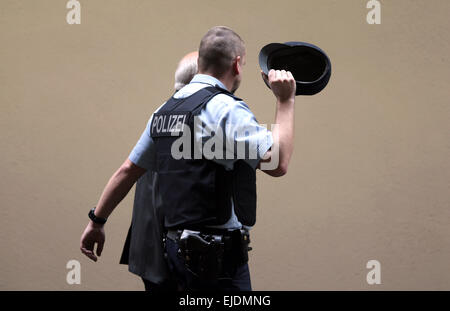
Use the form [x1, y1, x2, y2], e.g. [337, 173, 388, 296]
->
[166, 228, 249, 242]
[165, 228, 252, 281]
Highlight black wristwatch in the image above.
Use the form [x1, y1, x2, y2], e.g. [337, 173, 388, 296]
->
[88, 208, 107, 225]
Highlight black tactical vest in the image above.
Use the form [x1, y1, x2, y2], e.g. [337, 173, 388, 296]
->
[150, 86, 257, 229]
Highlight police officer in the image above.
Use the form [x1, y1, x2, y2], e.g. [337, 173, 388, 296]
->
[80, 26, 296, 291]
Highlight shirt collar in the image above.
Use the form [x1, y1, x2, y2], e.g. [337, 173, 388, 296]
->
[190, 74, 228, 91]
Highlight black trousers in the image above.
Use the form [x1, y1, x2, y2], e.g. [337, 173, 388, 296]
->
[165, 238, 252, 291]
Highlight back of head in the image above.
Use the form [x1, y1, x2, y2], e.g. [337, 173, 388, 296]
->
[198, 26, 245, 78]
[174, 51, 198, 91]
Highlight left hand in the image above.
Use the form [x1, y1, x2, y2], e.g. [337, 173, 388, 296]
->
[80, 221, 105, 262]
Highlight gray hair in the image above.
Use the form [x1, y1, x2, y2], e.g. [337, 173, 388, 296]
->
[174, 54, 198, 91]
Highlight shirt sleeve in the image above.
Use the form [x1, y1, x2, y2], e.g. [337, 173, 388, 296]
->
[198, 97, 273, 170]
[128, 116, 156, 171]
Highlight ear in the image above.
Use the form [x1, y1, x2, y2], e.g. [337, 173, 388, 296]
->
[232, 56, 241, 76]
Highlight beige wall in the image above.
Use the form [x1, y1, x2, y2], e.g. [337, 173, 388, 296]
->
[1, 0, 449, 290]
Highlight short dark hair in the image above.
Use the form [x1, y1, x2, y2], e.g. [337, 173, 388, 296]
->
[198, 26, 245, 77]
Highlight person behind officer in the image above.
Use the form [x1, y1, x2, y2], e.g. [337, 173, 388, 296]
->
[81, 52, 198, 290]
[80, 26, 296, 291]
[174, 51, 198, 92]
[119, 51, 199, 291]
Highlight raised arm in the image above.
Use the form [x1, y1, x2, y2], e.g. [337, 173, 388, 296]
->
[259, 69, 296, 177]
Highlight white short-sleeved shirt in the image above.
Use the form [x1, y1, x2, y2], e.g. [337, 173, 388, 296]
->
[129, 74, 273, 229]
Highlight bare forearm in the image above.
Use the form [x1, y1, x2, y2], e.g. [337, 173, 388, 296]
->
[259, 69, 296, 176]
[80, 159, 145, 262]
[273, 98, 295, 171]
[93, 159, 146, 219]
